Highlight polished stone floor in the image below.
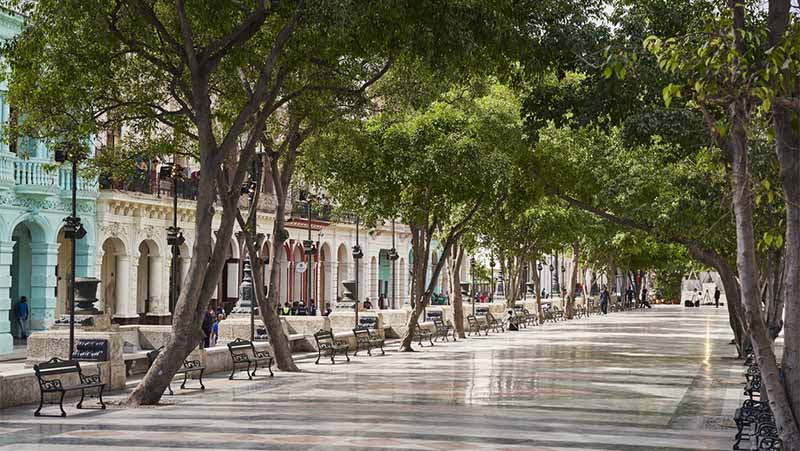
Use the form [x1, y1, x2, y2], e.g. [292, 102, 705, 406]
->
[0, 306, 744, 450]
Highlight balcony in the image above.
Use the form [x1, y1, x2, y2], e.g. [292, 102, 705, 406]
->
[0, 151, 97, 198]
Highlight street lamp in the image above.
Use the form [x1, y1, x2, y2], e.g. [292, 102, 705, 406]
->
[388, 219, 399, 309]
[489, 254, 495, 302]
[160, 160, 185, 321]
[561, 263, 566, 298]
[470, 256, 476, 316]
[352, 216, 363, 326]
[523, 263, 529, 302]
[56, 147, 87, 358]
[302, 191, 315, 312]
[537, 261, 543, 298]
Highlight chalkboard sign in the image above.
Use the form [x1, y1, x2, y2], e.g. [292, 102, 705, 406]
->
[72, 339, 108, 361]
[475, 306, 490, 316]
[426, 310, 443, 321]
[359, 316, 378, 329]
[513, 304, 524, 311]
[255, 326, 269, 341]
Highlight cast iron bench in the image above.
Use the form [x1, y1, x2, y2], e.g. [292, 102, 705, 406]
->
[314, 330, 350, 364]
[412, 321, 434, 347]
[522, 308, 538, 326]
[33, 357, 105, 417]
[353, 325, 385, 356]
[485, 312, 505, 333]
[432, 318, 456, 342]
[146, 347, 206, 395]
[227, 337, 274, 379]
[467, 314, 489, 336]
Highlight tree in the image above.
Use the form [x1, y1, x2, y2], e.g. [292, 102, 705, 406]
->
[4, 0, 544, 404]
[305, 83, 526, 350]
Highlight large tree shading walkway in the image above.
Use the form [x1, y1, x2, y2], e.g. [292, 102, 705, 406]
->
[0, 306, 742, 450]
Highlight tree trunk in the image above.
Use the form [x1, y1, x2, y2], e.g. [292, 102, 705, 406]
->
[533, 265, 544, 322]
[260, 196, 300, 371]
[565, 241, 579, 319]
[128, 159, 233, 404]
[764, 247, 785, 341]
[399, 223, 434, 351]
[448, 243, 466, 338]
[769, 0, 800, 418]
[726, 39, 800, 443]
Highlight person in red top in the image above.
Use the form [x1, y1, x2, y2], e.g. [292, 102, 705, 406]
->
[479, 293, 487, 303]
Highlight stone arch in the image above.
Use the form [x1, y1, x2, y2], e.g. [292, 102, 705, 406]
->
[336, 242, 350, 303]
[10, 218, 54, 335]
[55, 223, 94, 316]
[100, 237, 130, 320]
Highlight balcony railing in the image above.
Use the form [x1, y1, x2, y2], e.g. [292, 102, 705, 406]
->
[289, 201, 357, 224]
[99, 169, 198, 200]
[0, 152, 97, 194]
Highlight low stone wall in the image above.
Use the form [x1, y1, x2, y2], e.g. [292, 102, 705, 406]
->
[379, 309, 410, 338]
[25, 329, 126, 391]
[0, 360, 108, 410]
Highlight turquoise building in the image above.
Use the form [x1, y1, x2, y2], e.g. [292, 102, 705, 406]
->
[0, 10, 98, 355]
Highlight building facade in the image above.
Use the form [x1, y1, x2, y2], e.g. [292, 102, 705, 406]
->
[0, 11, 99, 355]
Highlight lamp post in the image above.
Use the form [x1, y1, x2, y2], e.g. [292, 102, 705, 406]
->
[552, 250, 560, 296]
[160, 160, 185, 321]
[388, 219, 399, 309]
[548, 259, 554, 298]
[489, 254, 495, 302]
[523, 263, 528, 302]
[470, 256, 476, 316]
[352, 217, 363, 326]
[56, 148, 87, 358]
[303, 192, 315, 312]
[561, 262, 566, 298]
[537, 261, 543, 298]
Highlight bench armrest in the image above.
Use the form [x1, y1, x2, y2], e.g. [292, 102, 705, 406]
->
[183, 359, 203, 369]
[254, 351, 271, 359]
[80, 372, 103, 385]
[39, 378, 64, 391]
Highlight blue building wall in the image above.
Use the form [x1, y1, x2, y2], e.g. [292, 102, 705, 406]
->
[0, 10, 98, 354]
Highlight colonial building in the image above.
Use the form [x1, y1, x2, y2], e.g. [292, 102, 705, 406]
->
[0, 10, 99, 355]
[94, 168, 460, 325]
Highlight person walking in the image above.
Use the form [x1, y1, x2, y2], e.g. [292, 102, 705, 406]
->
[600, 286, 609, 315]
[211, 314, 223, 345]
[14, 296, 29, 339]
[201, 307, 214, 348]
[691, 288, 700, 307]
[641, 288, 652, 308]
[714, 287, 721, 308]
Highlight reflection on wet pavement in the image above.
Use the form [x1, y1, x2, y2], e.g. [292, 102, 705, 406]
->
[0, 306, 741, 450]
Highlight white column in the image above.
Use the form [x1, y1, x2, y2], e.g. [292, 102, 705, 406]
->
[114, 256, 137, 319]
[30, 242, 58, 331]
[149, 254, 166, 315]
[0, 241, 14, 353]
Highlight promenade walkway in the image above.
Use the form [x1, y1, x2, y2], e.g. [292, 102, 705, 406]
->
[0, 306, 741, 450]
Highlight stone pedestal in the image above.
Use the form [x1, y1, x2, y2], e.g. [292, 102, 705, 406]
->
[25, 329, 126, 390]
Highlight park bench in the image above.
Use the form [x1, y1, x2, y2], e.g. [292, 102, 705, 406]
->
[314, 329, 350, 364]
[511, 306, 528, 328]
[412, 320, 435, 347]
[552, 305, 565, 321]
[33, 357, 105, 417]
[522, 308, 538, 326]
[227, 337, 274, 379]
[352, 325, 385, 356]
[432, 318, 456, 342]
[467, 314, 489, 336]
[485, 312, 505, 333]
[731, 352, 784, 451]
[146, 347, 206, 395]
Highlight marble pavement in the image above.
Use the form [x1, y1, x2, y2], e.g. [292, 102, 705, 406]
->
[0, 305, 745, 450]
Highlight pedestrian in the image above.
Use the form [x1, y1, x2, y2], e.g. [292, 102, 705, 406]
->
[201, 307, 214, 348]
[641, 288, 652, 308]
[322, 303, 332, 317]
[600, 286, 609, 315]
[363, 298, 372, 310]
[308, 301, 317, 316]
[291, 301, 299, 315]
[297, 302, 307, 316]
[714, 287, 721, 308]
[479, 292, 486, 303]
[691, 288, 700, 307]
[14, 296, 29, 339]
[280, 302, 291, 315]
[211, 314, 224, 345]
[626, 286, 634, 308]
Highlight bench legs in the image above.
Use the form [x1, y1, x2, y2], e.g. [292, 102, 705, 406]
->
[183, 369, 207, 388]
[315, 350, 322, 364]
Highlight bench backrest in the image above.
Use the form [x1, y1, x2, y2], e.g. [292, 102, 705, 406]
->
[432, 318, 444, 327]
[314, 330, 334, 345]
[34, 357, 81, 378]
[467, 314, 478, 323]
[353, 326, 371, 340]
[228, 338, 255, 352]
